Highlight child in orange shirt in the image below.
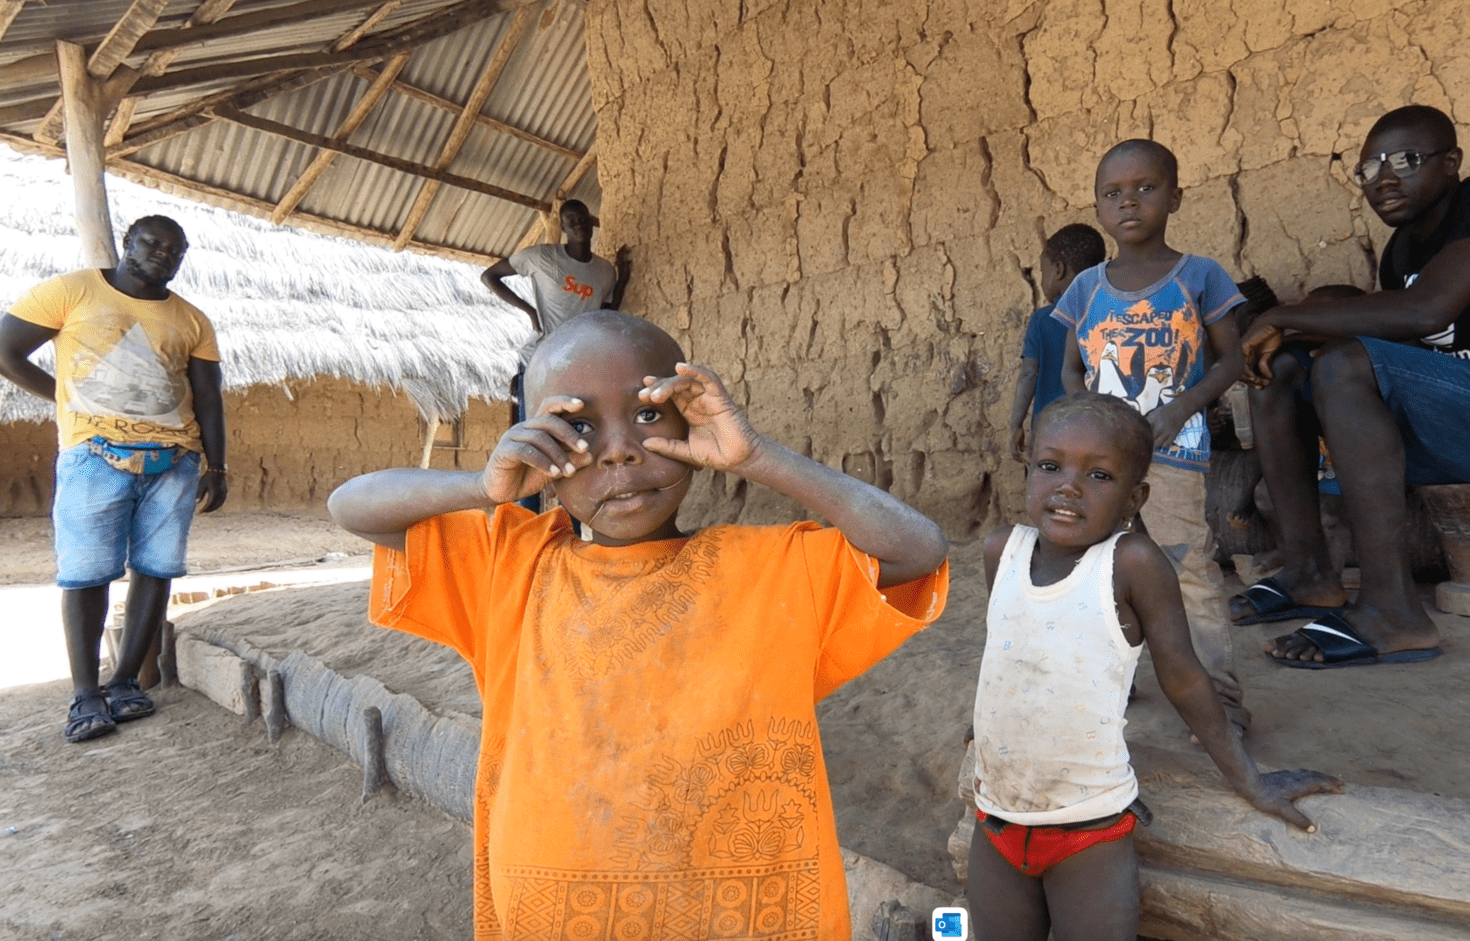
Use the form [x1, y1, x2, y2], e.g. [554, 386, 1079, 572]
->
[328, 310, 949, 941]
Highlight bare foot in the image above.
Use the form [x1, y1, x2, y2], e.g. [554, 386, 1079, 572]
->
[1226, 499, 1254, 531]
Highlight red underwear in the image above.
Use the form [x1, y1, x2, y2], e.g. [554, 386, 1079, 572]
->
[975, 809, 1137, 876]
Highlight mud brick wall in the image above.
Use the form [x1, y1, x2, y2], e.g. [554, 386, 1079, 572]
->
[0, 378, 510, 515]
[585, 0, 1470, 536]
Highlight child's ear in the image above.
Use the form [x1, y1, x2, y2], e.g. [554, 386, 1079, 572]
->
[1128, 479, 1150, 518]
[1168, 186, 1183, 214]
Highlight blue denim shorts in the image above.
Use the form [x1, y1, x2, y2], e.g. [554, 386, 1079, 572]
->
[1337, 337, 1470, 486]
[52, 442, 202, 589]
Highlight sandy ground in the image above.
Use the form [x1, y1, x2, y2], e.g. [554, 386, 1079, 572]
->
[3, 511, 1468, 939]
[0, 511, 368, 587]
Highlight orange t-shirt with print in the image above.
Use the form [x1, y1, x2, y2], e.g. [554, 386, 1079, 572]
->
[370, 505, 948, 941]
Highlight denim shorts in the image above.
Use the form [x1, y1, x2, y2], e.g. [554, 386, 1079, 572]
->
[52, 442, 201, 589]
[1295, 337, 1470, 486]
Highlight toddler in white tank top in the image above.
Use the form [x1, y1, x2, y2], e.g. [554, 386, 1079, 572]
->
[967, 391, 1342, 941]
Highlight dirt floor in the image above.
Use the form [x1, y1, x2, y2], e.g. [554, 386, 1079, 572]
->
[0, 511, 368, 586]
[2, 512, 1467, 939]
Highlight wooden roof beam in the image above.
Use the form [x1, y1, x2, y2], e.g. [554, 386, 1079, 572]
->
[129, 0, 513, 96]
[109, 66, 347, 158]
[103, 0, 242, 146]
[32, 0, 173, 144]
[214, 105, 551, 213]
[133, 0, 386, 56]
[107, 0, 397, 164]
[353, 63, 580, 162]
[510, 141, 602, 252]
[332, 0, 404, 52]
[392, 3, 534, 250]
[0, 2, 26, 44]
[555, 142, 597, 200]
[270, 52, 409, 223]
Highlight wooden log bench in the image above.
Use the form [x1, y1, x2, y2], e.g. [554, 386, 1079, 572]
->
[948, 742, 1470, 941]
[1419, 484, 1470, 615]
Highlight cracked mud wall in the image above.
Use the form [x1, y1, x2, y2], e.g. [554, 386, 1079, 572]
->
[585, 0, 1470, 537]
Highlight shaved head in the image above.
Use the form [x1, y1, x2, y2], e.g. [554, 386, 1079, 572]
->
[1097, 139, 1179, 190]
[1367, 105, 1457, 153]
[524, 311, 683, 412]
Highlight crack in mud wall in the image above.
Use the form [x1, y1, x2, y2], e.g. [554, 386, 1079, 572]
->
[586, 0, 1469, 536]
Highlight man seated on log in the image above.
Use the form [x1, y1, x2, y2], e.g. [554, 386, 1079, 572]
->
[1236, 104, 1470, 668]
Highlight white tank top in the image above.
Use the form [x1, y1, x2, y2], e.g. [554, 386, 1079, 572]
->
[973, 526, 1141, 825]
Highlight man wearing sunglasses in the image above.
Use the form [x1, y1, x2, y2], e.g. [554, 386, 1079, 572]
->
[1236, 104, 1470, 669]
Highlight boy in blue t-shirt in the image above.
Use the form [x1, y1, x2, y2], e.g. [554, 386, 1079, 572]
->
[1008, 223, 1107, 462]
[1055, 139, 1249, 730]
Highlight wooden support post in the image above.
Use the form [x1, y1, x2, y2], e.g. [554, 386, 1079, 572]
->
[56, 41, 138, 267]
[419, 416, 439, 468]
[264, 668, 287, 743]
[361, 705, 391, 802]
[156, 619, 178, 687]
[239, 665, 260, 725]
[33, 0, 172, 145]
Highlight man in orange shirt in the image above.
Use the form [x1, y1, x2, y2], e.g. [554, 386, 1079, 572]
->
[329, 311, 949, 940]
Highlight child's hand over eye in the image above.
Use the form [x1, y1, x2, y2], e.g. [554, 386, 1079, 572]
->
[482, 396, 593, 504]
[1244, 768, 1345, 833]
[639, 363, 761, 472]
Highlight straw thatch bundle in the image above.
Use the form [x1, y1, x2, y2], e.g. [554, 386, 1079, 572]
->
[0, 151, 531, 424]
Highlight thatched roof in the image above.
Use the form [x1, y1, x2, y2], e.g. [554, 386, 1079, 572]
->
[0, 149, 532, 424]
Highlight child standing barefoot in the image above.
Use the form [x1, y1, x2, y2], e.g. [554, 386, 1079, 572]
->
[330, 311, 949, 940]
[968, 393, 1340, 941]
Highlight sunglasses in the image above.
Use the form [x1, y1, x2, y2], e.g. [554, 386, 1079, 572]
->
[1351, 148, 1451, 186]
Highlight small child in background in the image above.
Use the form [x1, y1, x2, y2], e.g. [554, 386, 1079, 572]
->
[1056, 139, 1250, 730]
[328, 311, 949, 941]
[969, 393, 1341, 941]
[1008, 224, 1107, 462]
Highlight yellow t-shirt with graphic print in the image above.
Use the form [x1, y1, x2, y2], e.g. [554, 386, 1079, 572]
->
[10, 269, 219, 452]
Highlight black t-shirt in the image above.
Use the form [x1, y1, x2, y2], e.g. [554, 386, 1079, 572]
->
[1379, 177, 1470, 355]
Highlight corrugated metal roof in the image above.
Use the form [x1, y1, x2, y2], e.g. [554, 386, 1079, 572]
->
[0, 0, 602, 264]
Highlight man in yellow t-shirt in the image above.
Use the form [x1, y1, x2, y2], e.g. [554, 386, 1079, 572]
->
[0, 215, 228, 743]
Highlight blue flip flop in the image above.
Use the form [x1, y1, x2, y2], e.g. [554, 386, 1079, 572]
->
[1231, 576, 1345, 625]
[1272, 613, 1443, 670]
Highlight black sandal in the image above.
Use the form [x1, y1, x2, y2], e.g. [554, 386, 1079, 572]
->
[105, 678, 155, 722]
[65, 692, 117, 743]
